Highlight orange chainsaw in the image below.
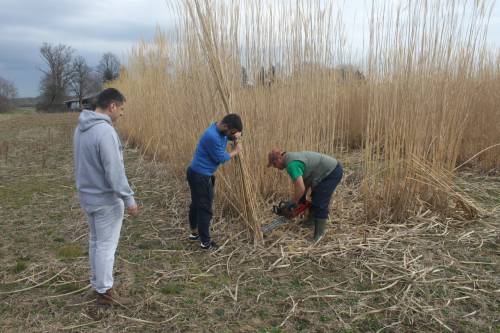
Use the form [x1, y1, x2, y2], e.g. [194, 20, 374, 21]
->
[261, 200, 312, 233]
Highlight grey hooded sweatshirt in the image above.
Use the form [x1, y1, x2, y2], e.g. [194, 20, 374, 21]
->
[74, 110, 136, 207]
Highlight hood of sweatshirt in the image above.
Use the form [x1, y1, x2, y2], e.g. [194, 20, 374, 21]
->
[78, 109, 112, 132]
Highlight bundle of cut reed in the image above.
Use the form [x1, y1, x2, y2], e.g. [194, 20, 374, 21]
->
[408, 154, 484, 219]
[185, 0, 262, 245]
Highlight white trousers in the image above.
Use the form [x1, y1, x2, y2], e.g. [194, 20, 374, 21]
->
[81, 199, 124, 294]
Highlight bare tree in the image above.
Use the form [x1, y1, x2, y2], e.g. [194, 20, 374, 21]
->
[97, 52, 121, 83]
[0, 76, 17, 113]
[38, 43, 73, 111]
[87, 72, 102, 97]
[241, 66, 249, 86]
[69, 56, 101, 107]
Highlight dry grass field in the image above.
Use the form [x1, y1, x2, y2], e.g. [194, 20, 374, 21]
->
[0, 112, 498, 332]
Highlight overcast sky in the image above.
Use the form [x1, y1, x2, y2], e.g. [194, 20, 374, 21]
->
[0, 0, 176, 97]
[1, 0, 499, 97]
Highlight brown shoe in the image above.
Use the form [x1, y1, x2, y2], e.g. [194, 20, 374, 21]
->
[96, 288, 132, 308]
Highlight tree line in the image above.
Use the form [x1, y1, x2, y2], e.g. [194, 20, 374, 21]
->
[37, 43, 121, 111]
[0, 77, 17, 113]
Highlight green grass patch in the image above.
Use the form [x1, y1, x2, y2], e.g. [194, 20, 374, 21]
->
[53, 236, 65, 243]
[291, 276, 302, 289]
[271, 288, 288, 299]
[184, 297, 195, 305]
[14, 107, 36, 114]
[55, 282, 82, 293]
[258, 309, 270, 320]
[137, 239, 162, 250]
[160, 283, 184, 295]
[242, 286, 258, 297]
[0, 303, 9, 315]
[295, 318, 311, 331]
[47, 212, 65, 223]
[319, 314, 332, 322]
[356, 314, 383, 331]
[258, 327, 283, 333]
[0, 181, 68, 209]
[257, 276, 273, 287]
[13, 260, 28, 273]
[199, 288, 209, 298]
[214, 308, 225, 318]
[0, 108, 35, 122]
[206, 274, 230, 289]
[56, 244, 83, 260]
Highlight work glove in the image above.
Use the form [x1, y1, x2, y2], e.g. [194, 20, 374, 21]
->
[298, 194, 307, 204]
[283, 200, 297, 218]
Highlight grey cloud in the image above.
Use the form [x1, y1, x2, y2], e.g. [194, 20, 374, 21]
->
[1, 0, 499, 97]
[0, 0, 172, 96]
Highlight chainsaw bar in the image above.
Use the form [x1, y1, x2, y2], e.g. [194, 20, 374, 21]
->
[261, 216, 289, 233]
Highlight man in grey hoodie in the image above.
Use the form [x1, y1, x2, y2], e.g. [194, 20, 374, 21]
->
[74, 88, 139, 306]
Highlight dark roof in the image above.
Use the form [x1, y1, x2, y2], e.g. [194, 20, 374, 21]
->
[63, 93, 98, 104]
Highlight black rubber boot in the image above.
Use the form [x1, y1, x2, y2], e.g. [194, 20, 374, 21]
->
[313, 218, 327, 242]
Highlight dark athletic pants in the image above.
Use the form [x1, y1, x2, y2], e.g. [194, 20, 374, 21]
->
[186, 167, 215, 245]
[309, 163, 343, 219]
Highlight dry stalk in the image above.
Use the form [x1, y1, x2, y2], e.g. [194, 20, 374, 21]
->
[409, 155, 485, 217]
[117, 313, 180, 325]
[0, 268, 67, 295]
[279, 295, 299, 328]
[186, 0, 262, 245]
[61, 321, 100, 331]
[44, 283, 91, 299]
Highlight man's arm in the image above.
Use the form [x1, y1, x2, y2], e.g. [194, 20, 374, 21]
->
[99, 131, 138, 215]
[205, 135, 242, 163]
[286, 161, 305, 203]
[298, 185, 310, 203]
[292, 176, 306, 204]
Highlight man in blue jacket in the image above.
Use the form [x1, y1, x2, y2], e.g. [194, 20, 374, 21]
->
[74, 88, 139, 306]
[187, 114, 243, 250]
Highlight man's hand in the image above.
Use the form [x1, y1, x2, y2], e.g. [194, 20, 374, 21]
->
[230, 142, 242, 158]
[228, 131, 242, 142]
[127, 204, 139, 217]
[298, 194, 307, 204]
[283, 200, 297, 218]
[232, 132, 242, 140]
[234, 142, 242, 153]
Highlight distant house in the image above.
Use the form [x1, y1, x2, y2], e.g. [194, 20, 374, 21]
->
[292, 63, 366, 82]
[63, 93, 98, 111]
[240, 65, 277, 88]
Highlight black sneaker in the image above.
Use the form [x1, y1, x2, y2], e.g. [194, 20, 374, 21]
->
[188, 233, 199, 241]
[200, 241, 218, 250]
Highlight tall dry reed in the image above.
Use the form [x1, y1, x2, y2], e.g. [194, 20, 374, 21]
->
[113, 0, 499, 225]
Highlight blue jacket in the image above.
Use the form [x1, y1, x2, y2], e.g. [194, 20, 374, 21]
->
[190, 123, 231, 176]
[73, 110, 136, 207]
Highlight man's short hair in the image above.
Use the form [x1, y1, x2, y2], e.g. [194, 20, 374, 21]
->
[267, 148, 284, 167]
[96, 88, 126, 109]
[221, 113, 243, 132]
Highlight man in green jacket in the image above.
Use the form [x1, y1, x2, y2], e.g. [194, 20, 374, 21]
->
[267, 149, 343, 241]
